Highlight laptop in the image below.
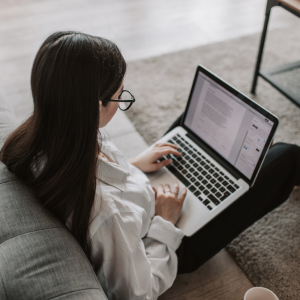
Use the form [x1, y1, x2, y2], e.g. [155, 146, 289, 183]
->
[143, 65, 279, 236]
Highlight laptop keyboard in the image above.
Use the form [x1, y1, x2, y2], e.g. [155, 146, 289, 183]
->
[158, 134, 240, 211]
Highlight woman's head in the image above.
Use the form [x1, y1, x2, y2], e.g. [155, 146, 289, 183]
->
[1, 31, 126, 262]
[31, 31, 126, 133]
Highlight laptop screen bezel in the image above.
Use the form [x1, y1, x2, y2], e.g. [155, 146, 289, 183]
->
[181, 65, 279, 187]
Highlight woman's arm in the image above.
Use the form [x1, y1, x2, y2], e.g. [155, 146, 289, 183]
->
[91, 211, 184, 300]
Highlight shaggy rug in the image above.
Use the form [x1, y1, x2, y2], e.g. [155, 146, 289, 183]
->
[125, 26, 300, 299]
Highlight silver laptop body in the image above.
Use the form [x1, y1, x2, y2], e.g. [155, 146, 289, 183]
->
[142, 65, 279, 236]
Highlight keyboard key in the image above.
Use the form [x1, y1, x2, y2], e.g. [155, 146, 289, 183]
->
[234, 184, 239, 189]
[186, 155, 190, 160]
[223, 181, 229, 187]
[178, 165, 183, 171]
[194, 190, 201, 197]
[184, 146, 189, 151]
[197, 166, 203, 172]
[211, 179, 216, 184]
[208, 194, 220, 206]
[209, 169, 214, 174]
[227, 185, 236, 193]
[188, 150, 193, 155]
[199, 185, 205, 191]
[202, 179, 208, 185]
[213, 173, 219, 178]
[220, 191, 230, 201]
[193, 163, 199, 168]
[195, 181, 200, 187]
[206, 174, 212, 180]
[193, 171, 199, 177]
[185, 164, 190, 168]
[202, 171, 207, 176]
[215, 192, 222, 198]
[200, 161, 205, 166]
[211, 188, 217, 193]
[196, 157, 201, 162]
[167, 165, 190, 187]
[220, 187, 225, 193]
[192, 154, 197, 158]
[189, 186, 196, 193]
[220, 172, 224, 176]
[225, 175, 229, 180]
[203, 190, 209, 195]
[217, 177, 224, 183]
[215, 182, 221, 188]
[190, 168, 195, 172]
[204, 165, 210, 170]
[203, 199, 210, 206]
[229, 179, 234, 184]
[189, 158, 194, 163]
[168, 139, 174, 144]
[191, 177, 196, 183]
[187, 174, 192, 179]
[182, 169, 187, 175]
[198, 175, 203, 181]
[206, 183, 212, 189]
[207, 205, 212, 210]
[215, 168, 220, 171]
[211, 164, 215, 168]
[174, 161, 179, 167]
[198, 196, 204, 201]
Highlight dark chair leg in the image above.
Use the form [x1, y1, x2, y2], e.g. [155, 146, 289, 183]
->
[250, 9, 271, 94]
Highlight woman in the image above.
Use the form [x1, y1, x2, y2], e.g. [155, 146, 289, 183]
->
[1, 31, 300, 299]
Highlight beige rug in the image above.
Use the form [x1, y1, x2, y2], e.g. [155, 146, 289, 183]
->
[125, 26, 300, 299]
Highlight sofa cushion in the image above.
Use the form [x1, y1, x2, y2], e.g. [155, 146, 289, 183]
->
[0, 161, 108, 300]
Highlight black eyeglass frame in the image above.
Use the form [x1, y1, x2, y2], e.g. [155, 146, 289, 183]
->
[103, 90, 135, 111]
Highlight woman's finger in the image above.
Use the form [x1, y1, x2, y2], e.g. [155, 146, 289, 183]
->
[152, 186, 157, 199]
[179, 187, 187, 203]
[155, 142, 179, 149]
[154, 147, 182, 159]
[157, 184, 164, 195]
[164, 184, 171, 193]
[152, 159, 172, 171]
[173, 182, 180, 196]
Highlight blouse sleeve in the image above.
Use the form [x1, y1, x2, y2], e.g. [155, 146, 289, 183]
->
[91, 211, 184, 300]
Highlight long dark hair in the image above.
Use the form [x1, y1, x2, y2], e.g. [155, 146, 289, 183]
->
[0, 31, 126, 261]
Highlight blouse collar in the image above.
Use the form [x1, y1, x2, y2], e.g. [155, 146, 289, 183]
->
[96, 158, 130, 192]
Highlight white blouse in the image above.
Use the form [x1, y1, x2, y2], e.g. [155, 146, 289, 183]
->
[89, 137, 185, 300]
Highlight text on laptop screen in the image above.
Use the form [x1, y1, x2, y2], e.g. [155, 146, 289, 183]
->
[184, 71, 274, 179]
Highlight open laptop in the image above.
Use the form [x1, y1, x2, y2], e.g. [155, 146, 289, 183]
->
[144, 65, 279, 236]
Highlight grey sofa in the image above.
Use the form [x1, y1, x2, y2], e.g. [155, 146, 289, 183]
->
[0, 96, 108, 300]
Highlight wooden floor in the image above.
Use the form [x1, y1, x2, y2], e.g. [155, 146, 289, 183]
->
[0, 0, 298, 299]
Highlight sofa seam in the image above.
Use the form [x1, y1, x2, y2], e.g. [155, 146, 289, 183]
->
[48, 288, 105, 300]
[0, 179, 18, 185]
[0, 227, 64, 246]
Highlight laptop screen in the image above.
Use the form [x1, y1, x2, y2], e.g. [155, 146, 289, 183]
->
[184, 70, 275, 180]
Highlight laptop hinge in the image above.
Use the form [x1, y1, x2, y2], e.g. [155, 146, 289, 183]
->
[186, 132, 241, 181]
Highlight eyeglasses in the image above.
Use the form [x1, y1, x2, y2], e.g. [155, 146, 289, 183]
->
[103, 90, 135, 111]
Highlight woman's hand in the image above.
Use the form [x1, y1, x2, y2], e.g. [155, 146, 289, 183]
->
[152, 182, 187, 225]
[128, 143, 181, 173]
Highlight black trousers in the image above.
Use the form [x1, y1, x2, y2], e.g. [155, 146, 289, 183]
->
[165, 113, 300, 274]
